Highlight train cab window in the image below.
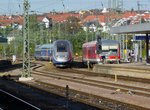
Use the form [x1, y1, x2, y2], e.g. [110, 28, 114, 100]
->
[102, 50, 109, 54]
[109, 49, 117, 54]
[57, 43, 67, 52]
[110, 49, 117, 52]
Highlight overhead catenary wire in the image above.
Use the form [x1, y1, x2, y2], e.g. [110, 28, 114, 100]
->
[61, 0, 66, 10]
[0, 0, 149, 15]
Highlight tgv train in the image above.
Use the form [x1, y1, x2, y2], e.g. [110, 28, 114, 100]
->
[82, 39, 120, 66]
[34, 44, 53, 60]
[53, 40, 73, 67]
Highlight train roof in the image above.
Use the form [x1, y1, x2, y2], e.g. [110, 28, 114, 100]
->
[54, 40, 70, 43]
[53, 40, 71, 45]
[83, 39, 119, 46]
[36, 44, 53, 49]
[102, 39, 119, 44]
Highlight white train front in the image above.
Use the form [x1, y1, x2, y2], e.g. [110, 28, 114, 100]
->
[53, 40, 73, 67]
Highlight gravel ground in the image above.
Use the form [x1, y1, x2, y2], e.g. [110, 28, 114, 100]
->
[0, 65, 100, 110]
[1, 61, 150, 110]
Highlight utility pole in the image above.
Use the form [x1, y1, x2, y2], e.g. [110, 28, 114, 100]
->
[12, 17, 17, 56]
[96, 9, 98, 37]
[108, 0, 111, 9]
[107, 0, 111, 29]
[19, 0, 32, 81]
[86, 23, 89, 42]
[137, 1, 141, 24]
[125, 34, 128, 62]
[52, 10, 56, 40]
[119, 34, 122, 59]
[3, 27, 6, 60]
[138, 1, 142, 62]
[58, 22, 61, 39]
[92, 28, 94, 41]
[113, 0, 116, 9]
[116, 0, 123, 21]
[46, 29, 49, 44]
[40, 24, 43, 45]
[123, 35, 125, 60]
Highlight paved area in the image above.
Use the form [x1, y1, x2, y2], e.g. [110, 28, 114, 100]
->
[93, 62, 150, 79]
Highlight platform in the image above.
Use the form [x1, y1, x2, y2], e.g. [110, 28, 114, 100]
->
[93, 62, 150, 79]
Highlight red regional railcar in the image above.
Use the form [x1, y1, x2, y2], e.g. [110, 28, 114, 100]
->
[82, 39, 120, 66]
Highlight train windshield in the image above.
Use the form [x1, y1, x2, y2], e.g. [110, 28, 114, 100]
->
[102, 44, 118, 55]
[57, 42, 68, 52]
[102, 49, 118, 55]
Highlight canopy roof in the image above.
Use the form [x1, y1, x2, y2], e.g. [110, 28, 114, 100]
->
[110, 23, 150, 34]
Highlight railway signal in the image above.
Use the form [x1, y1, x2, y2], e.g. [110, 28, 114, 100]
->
[96, 32, 102, 54]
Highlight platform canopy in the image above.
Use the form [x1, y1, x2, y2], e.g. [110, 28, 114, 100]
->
[0, 37, 7, 43]
[110, 23, 150, 34]
[110, 22, 150, 63]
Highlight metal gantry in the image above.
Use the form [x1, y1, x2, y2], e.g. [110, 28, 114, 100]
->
[21, 0, 31, 78]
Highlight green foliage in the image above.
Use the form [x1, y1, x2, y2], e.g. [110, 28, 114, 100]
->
[127, 35, 133, 50]
[70, 30, 97, 55]
[71, 31, 86, 55]
[29, 14, 38, 32]
[141, 18, 146, 23]
[61, 16, 82, 35]
[142, 49, 146, 58]
[0, 25, 12, 38]
[5, 25, 13, 37]
[1, 14, 147, 60]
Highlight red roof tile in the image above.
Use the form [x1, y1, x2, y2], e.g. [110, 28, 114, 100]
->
[83, 15, 106, 23]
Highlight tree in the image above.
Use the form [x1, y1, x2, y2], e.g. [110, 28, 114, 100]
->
[61, 16, 82, 35]
[29, 14, 38, 32]
[29, 14, 39, 55]
[141, 18, 146, 23]
[71, 31, 86, 55]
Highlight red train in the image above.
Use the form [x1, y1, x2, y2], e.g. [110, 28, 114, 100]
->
[82, 39, 120, 66]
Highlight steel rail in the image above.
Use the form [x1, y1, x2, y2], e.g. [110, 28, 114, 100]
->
[31, 63, 150, 92]
[29, 63, 150, 109]
[26, 80, 148, 110]
[57, 67, 150, 83]
[31, 62, 150, 83]
[0, 89, 41, 110]
[20, 80, 109, 110]
[31, 69, 150, 98]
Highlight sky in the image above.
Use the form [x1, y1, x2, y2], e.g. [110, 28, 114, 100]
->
[0, 0, 150, 15]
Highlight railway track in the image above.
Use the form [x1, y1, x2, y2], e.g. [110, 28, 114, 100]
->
[55, 64, 150, 84]
[0, 89, 40, 110]
[30, 63, 150, 110]
[32, 69, 150, 98]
